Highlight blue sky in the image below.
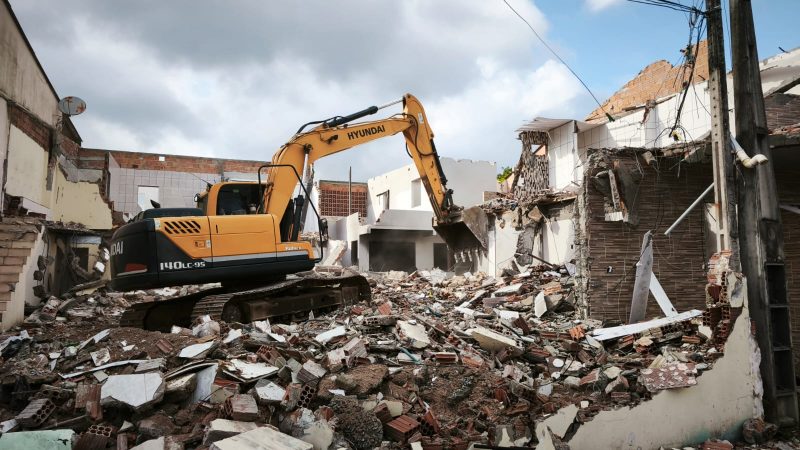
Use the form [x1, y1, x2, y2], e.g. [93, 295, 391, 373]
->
[538, 0, 800, 114]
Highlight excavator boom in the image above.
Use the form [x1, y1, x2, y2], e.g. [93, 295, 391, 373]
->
[111, 94, 488, 330]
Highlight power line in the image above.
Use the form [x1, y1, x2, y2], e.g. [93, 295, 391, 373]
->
[624, 0, 701, 14]
[500, 0, 614, 122]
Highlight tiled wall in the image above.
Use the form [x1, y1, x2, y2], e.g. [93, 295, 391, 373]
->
[584, 155, 713, 321]
[548, 122, 578, 190]
[578, 80, 713, 152]
[108, 167, 221, 216]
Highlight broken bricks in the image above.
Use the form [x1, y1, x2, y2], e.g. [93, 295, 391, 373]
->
[0, 261, 746, 449]
[15, 398, 55, 428]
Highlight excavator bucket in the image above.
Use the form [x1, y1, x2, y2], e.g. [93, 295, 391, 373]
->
[433, 206, 489, 255]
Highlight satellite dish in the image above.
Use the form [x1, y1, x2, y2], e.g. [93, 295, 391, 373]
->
[57, 96, 87, 116]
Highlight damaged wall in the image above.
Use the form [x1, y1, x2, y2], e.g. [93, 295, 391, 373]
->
[773, 148, 800, 375]
[583, 153, 712, 321]
[51, 168, 112, 229]
[538, 302, 762, 449]
[5, 124, 49, 210]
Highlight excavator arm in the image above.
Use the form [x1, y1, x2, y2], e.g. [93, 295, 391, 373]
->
[261, 94, 488, 255]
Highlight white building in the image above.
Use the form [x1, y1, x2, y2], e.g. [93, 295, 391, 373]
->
[322, 157, 497, 272]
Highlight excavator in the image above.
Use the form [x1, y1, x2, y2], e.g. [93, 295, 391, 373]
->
[110, 94, 488, 330]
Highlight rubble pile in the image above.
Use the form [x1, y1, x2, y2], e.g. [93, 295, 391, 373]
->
[0, 265, 748, 449]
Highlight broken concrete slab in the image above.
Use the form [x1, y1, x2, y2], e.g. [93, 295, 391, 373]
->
[468, 327, 522, 355]
[90, 348, 110, 366]
[101, 373, 165, 409]
[210, 425, 313, 450]
[223, 359, 278, 382]
[203, 419, 261, 445]
[165, 373, 197, 402]
[178, 341, 215, 358]
[534, 291, 547, 318]
[396, 320, 430, 349]
[494, 283, 523, 296]
[535, 403, 578, 444]
[253, 379, 285, 405]
[135, 358, 167, 373]
[0, 429, 75, 450]
[314, 326, 346, 345]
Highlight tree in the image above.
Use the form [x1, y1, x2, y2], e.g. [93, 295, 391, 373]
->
[497, 166, 513, 183]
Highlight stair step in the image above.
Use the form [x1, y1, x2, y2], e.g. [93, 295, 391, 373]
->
[0, 266, 23, 275]
[0, 274, 19, 283]
[0, 241, 35, 249]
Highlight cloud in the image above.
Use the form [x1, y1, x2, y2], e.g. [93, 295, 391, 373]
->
[585, 0, 624, 12]
[10, 0, 589, 181]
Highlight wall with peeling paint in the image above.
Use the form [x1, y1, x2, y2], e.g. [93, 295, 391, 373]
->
[51, 169, 113, 230]
[536, 303, 762, 450]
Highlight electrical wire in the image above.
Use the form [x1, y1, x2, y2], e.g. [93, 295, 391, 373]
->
[624, 0, 701, 14]
[500, 0, 614, 121]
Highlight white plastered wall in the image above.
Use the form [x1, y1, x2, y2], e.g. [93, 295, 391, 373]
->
[366, 157, 496, 224]
[51, 169, 112, 229]
[536, 302, 762, 449]
[475, 212, 521, 277]
[5, 125, 49, 209]
[547, 123, 580, 191]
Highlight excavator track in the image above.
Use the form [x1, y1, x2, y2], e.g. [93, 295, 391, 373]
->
[119, 272, 371, 331]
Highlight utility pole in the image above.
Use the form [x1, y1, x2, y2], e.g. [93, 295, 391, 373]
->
[730, 0, 798, 427]
[705, 0, 739, 265]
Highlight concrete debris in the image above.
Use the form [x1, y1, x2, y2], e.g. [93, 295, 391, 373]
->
[210, 425, 313, 450]
[203, 419, 260, 445]
[0, 429, 75, 449]
[223, 359, 279, 381]
[253, 379, 286, 405]
[0, 264, 762, 449]
[101, 373, 165, 409]
[396, 320, 431, 349]
[178, 341, 215, 359]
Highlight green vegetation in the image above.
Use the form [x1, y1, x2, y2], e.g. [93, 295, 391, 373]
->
[497, 166, 513, 183]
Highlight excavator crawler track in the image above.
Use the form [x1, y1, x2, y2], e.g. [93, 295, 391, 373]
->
[119, 272, 371, 331]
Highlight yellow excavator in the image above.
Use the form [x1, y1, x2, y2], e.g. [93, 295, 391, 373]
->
[111, 94, 488, 330]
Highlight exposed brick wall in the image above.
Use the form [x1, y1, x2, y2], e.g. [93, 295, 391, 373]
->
[7, 103, 81, 158]
[774, 150, 800, 373]
[8, 103, 51, 149]
[765, 93, 800, 130]
[586, 41, 709, 122]
[319, 181, 368, 218]
[79, 148, 264, 174]
[584, 155, 712, 321]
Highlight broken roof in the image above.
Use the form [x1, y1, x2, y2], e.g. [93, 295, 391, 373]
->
[516, 117, 602, 134]
[585, 41, 710, 123]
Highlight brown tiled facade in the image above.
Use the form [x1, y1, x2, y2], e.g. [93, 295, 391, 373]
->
[584, 155, 713, 321]
[765, 93, 800, 131]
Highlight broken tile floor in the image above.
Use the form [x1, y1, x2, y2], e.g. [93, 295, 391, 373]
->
[0, 266, 797, 449]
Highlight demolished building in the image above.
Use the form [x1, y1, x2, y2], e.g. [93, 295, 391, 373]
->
[0, 0, 796, 447]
